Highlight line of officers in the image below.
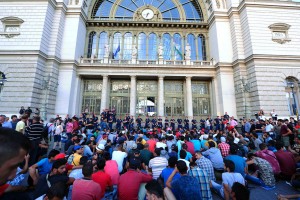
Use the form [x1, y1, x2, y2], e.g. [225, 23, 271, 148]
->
[84, 110, 232, 131]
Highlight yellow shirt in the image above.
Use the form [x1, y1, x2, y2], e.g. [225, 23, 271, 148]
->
[72, 153, 82, 166]
[16, 121, 25, 134]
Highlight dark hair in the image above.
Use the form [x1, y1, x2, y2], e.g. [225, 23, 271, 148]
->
[247, 153, 256, 160]
[177, 160, 187, 174]
[275, 142, 283, 150]
[96, 158, 106, 170]
[208, 141, 215, 148]
[48, 149, 60, 159]
[82, 162, 94, 177]
[168, 156, 177, 168]
[155, 148, 162, 156]
[52, 159, 67, 170]
[252, 132, 258, 138]
[224, 159, 235, 172]
[230, 144, 238, 155]
[259, 143, 267, 150]
[33, 116, 41, 122]
[231, 182, 250, 200]
[145, 180, 164, 199]
[11, 115, 17, 119]
[79, 156, 88, 165]
[0, 128, 31, 168]
[45, 182, 68, 200]
[129, 158, 141, 170]
[103, 152, 111, 161]
[179, 150, 187, 159]
[182, 143, 188, 150]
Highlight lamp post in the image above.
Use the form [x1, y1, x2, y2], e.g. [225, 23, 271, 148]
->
[0, 71, 7, 93]
[290, 83, 298, 119]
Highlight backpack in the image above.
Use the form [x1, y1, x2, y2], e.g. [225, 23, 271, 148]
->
[67, 154, 75, 165]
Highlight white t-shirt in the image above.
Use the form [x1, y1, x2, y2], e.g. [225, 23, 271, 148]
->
[156, 142, 167, 149]
[16, 121, 25, 134]
[112, 150, 127, 173]
[265, 124, 274, 135]
[222, 172, 245, 189]
[149, 157, 168, 179]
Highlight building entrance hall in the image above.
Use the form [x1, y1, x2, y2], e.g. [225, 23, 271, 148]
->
[81, 76, 211, 119]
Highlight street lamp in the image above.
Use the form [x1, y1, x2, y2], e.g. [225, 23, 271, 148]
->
[0, 71, 7, 93]
[289, 83, 298, 118]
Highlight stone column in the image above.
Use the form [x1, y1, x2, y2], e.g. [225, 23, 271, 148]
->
[130, 75, 137, 117]
[158, 76, 164, 117]
[100, 75, 108, 112]
[186, 76, 193, 119]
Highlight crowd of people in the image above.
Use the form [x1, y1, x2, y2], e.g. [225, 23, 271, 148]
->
[0, 108, 300, 200]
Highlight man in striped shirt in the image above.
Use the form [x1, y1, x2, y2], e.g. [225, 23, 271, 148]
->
[148, 148, 168, 180]
[25, 116, 44, 166]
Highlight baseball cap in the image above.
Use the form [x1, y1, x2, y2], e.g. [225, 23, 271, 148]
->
[73, 145, 82, 151]
[54, 153, 66, 160]
[96, 143, 105, 151]
[220, 137, 226, 143]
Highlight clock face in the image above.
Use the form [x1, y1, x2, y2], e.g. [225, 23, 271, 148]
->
[142, 9, 154, 20]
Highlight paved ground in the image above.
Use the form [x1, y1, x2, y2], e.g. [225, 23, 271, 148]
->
[212, 181, 300, 200]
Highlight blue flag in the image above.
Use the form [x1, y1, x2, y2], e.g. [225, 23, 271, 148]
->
[113, 44, 120, 59]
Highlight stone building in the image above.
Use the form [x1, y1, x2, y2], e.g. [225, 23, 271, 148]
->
[0, 0, 300, 120]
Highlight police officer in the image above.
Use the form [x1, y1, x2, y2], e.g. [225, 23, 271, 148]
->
[157, 116, 163, 128]
[129, 115, 134, 131]
[184, 116, 189, 130]
[214, 116, 221, 131]
[191, 117, 197, 130]
[108, 116, 113, 130]
[164, 117, 169, 129]
[200, 118, 205, 130]
[177, 118, 183, 130]
[151, 117, 157, 129]
[170, 117, 175, 131]
[136, 115, 142, 129]
[116, 116, 122, 131]
[145, 116, 150, 128]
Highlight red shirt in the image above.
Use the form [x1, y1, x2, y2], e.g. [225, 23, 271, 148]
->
[118, 170, 153, 200]
[92, 171, 113, 198]
[226, 125, 234, 132]
[0, 184, 9, 196]
[104, 160, 120, 185]
[275, 150, 296, 177]
[72, 179, 101, 200]
[186, 141, 195, 155]
[147, 139, 157, 153]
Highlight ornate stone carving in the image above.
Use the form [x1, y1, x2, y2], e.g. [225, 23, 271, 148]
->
[268, 23, 291, 44]
[0, 17, 24, 38]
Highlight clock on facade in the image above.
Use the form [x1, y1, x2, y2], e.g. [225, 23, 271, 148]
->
[141, 8, 154, 20]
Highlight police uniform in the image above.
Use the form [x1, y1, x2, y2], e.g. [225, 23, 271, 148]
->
[192, 119, 197, 130]
[151, 118, 157, 129]
[184, 118, 189, 130]
[145, 117, 150, 128]
[108, 116, 113, 130]
[157, 118, 162, 128]
[136, 117, 142, 129]
[170, 118, 175, 131]
[177, 118, 183, 129]
[116, 118, 122, 130]
[164, 118, 169, 129]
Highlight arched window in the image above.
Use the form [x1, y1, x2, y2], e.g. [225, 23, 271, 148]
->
[123, 32, 132, 60]
[98, 32, 108, 59]
[173, 33, 182, 60]
[148, 33, 157, 60]
[138, 33, 147, 60]
[163, 33, 172, 60]
[113, 32, 122, 59]
[197, 34, 206, 60]
[87, 31, 97, 58]
[187, 34, 196, 60]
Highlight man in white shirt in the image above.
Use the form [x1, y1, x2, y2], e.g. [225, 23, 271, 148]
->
[264, 120, 274, 138]
[156, 137, 167, 149]
[149, 148, 168, 179]
[112, 144, 127, 173]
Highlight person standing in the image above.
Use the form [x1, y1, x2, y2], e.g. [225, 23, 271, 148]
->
[53, 120, 63, 151]
[25, 116, 44, 166]
[16, 115, 28, 134]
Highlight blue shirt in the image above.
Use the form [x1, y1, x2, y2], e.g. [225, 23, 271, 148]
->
[37, 158, 53, 175]
[160, 167, 180, 187]
[171, 175, 202, 200]
[202, 147, 224, 169]
[191, 139, 201, 151]
[225, 155, 247, 177]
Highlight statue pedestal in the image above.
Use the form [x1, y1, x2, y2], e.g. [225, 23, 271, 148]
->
[104, 56, 109, 64]
[132, 58, 137, 64]
[159, 56, 164, 64]
[186, 59, 191, 65]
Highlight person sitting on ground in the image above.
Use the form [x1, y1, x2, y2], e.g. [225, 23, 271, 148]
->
[149, 148, 168, 180]
[178, 150, 190, 171]
[231, 182, 250, 200]
[246, 153, 276, 188]
[211, 160, 245, 200]
[69, 156, 88, 180]
[112, 144, 127, 173]
[159, 156, 181, 187]
[195, 150, 216, 182]
[202, 141, 224, 171]
[225, 145, 247, 177]
[145, 180, 164, 200]
[36, 182, 68, 200]
[92, 158, 113, 199]
[29, 149, 60, 185]
[180, 143, 193, 162]
[72, 162, 101, 200]
[165, 160, 202, 200]
[218, 137, 230, 157]
[275, 142, 296, 179]
[33, 158, 75, 199]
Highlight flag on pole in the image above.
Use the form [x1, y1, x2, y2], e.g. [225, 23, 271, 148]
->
[113, 43, 121, 59]
[174, 46, 183, 60]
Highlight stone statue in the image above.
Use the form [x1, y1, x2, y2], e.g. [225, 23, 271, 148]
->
[185, 43, 191, 60]
[158, 44, 163, 57]
[104, 44, 109, 57]
[132, 44, 137, 58]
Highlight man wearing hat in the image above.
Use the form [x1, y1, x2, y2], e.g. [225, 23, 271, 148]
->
[72, 145, 83, 166]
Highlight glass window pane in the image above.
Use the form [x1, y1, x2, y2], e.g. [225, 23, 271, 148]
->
[198, 34, 206, 60]
[163, 33, 171, 60]
[113, 32, 122, 59]
[98, 32, 108, 59]
[173, 33, 182, 60]
[138, 33, 147, 60]
[123, 32, 132, 60]
[87, 32, 97, 58]
[187, 34, 196, 60]
[148, 33, 157, 60]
